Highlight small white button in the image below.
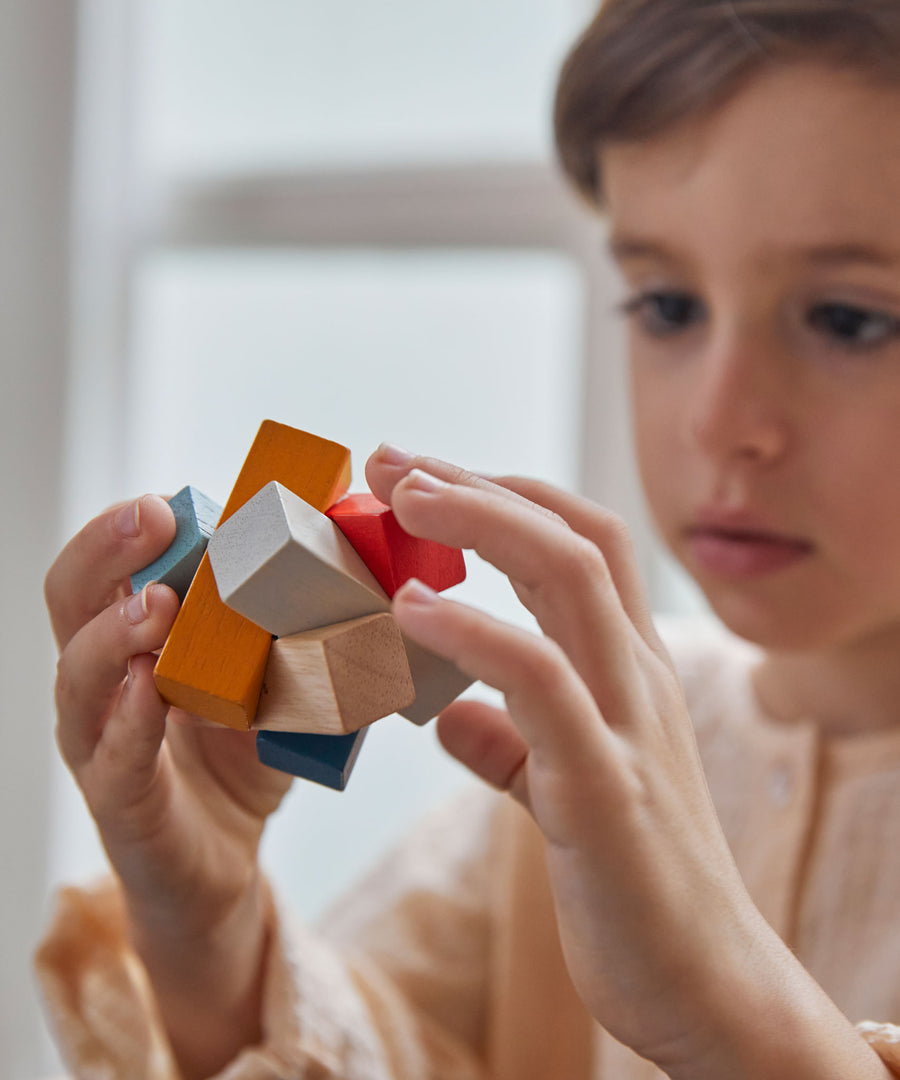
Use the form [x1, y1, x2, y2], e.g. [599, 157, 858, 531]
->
[769, 764, 794, 808]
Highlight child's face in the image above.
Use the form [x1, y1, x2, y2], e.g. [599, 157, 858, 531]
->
[605, 62, 900, 652]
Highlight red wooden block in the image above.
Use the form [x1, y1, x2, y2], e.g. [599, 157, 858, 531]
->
[327, 492, 466, 598]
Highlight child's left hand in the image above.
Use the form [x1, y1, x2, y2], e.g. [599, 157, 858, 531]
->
[365, 445, 868, 1080]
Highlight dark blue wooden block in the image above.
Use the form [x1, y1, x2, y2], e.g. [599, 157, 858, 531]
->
[131, 485, 222, 601]
[256, 729, 368, 791]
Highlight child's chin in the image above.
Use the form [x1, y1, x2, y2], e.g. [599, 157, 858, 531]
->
[699, 588, 838, 653]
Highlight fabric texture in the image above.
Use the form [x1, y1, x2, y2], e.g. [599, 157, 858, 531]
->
[34, 618, 900, 1078]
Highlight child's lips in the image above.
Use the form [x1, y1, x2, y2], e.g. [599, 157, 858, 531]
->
[686, 526, 815, 579]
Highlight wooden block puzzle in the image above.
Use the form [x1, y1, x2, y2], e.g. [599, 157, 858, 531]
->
[135, 419, 473, 787]
[256, 728, 368, 791]
[207, 480, 386, 638]
[207, 479, 474, 725]
[130, 485, 222, 601]
[327, 492, 466, 597]
[152, 422, 352, 730]
[254, 613, 415, 735]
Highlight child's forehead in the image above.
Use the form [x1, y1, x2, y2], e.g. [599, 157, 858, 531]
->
[602, 62, 900, 269]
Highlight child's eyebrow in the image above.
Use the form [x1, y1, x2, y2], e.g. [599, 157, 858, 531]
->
[798, 243, 900, 268]
[608, 235, 900, 270]
[607, 236, 680, 264]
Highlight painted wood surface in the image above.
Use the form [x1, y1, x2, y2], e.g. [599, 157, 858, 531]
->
[256, 728, 368, 791]
[208, 480, 387, 638]
[153, 422, 352, 730]
[327, 491, 465, 597]
[130, 485, 221, 601]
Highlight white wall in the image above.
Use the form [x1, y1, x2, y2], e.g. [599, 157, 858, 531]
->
[0, 4, 76, 1077]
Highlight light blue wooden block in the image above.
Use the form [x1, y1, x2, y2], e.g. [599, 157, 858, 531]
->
[131, 485, 222, 601]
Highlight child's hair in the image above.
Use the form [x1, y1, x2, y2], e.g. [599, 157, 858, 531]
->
[555, 0, 900, 205]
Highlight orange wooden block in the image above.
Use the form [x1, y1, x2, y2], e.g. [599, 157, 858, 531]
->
[327, 492, 466, 597]
[254, 613, 416, 735]
[153, 422, 352, 730]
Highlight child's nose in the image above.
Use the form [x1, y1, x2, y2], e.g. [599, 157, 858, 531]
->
[686, 334, 791, 465]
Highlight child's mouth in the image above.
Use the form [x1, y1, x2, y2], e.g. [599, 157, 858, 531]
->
[686, 528, 815, 579]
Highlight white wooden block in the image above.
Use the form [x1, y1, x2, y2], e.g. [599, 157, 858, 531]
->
[208, 480, 388, 637]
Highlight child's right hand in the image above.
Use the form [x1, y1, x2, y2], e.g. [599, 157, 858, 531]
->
[45, 494, 293, 1077]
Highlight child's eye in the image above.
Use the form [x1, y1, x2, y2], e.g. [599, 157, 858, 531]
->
[620, 291, 705, 336]
[808, 302, 900, 349]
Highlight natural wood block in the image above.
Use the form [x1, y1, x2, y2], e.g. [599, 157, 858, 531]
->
[208, 480, 387, 638]
[254, 613, 415, 735]
[153, 423, 352, 730]
[131, 485, 222, 602]
[256, 729, 368, 791]
[327, 492, 466, 597]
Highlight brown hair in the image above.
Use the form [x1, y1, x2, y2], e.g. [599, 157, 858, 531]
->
[555, 0, 900, 204]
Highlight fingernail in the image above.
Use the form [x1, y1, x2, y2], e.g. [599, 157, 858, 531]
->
[125, 585, 151, 624]
[377, 442, 415, 466]
[116, 498, 142, 538]
[407, 468, 446, 493]
[399, 578, 438, 605]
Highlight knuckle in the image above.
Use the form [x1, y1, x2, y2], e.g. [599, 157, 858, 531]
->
[54, 652, 74, 702]
[490, 475, 568, 526]
[500, 475, 556, 509]
[43, 558, 76, 630]
[596, 507, 633, 548]
[554, 534, 611, 589]
[540, 506, 569, 531]
[441, 462, 479, 489]
[43, 561, 61, 611]
[53, 718, 77, 772]
[518, 637, 570, 696]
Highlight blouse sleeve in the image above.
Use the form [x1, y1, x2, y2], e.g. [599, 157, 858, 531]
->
[34, 784, 503, 1080]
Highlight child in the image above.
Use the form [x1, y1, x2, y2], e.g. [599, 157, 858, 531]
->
[37, 1, 900, 1077]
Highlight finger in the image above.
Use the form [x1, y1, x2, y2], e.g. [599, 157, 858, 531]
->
[491, 476, 662, 655]
[368, 445, 660, 657]
[436, 699, 531, 806]
[167, 723, 294, 821]
[390, 471, 642, 716]
[366, 445, 560, 522]
[45, 494, 176, 651]
[85, 651, 171, 819]
[55, 582, 180, 770]
[168, 708, 225, 729]
[393, 580, 619, 784]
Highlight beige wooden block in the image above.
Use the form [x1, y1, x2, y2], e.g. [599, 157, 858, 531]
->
[254, 613, 416, 735]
